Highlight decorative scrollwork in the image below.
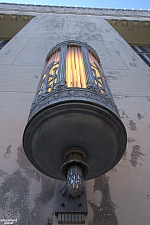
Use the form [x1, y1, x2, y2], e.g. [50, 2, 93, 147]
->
[38, 62, 59, 97]
[91, 62, 105, 93]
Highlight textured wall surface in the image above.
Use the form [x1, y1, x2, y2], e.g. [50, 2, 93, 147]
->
[0, 3, 150, 19]
[0, 12, 150, 225]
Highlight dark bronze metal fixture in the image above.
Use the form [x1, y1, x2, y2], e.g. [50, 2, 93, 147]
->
[23, 40, 127, 224]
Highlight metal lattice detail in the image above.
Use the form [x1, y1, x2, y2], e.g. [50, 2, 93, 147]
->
[91, 62, 105, 93]
[38, 62, 59, 96]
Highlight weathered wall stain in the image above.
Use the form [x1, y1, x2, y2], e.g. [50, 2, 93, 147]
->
[122, 150, 127, 160]
[17, 145, 42, 181]
[130, 145, 145, 167]
[129, 120, 137, 131]
[0, 170, 30, 224]
[127, 138, 136, 143]
[140, 193, 150, 200]
[137, 113, 144, 120]
[129, 56, 137, 67]
[4, 145, 11, 158]
[28, 178, 55, 224]
[17, 145, 55, 224]
[0, 145, 55, 225]
[147, 97, 150, 103]
[105, 71, 120, 80]
[0, 170, 8, 177]
[119, 109, 129, 119]
[89, 175, 118, 225]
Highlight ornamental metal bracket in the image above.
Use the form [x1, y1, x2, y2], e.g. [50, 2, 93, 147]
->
[55, 181, 87, 224]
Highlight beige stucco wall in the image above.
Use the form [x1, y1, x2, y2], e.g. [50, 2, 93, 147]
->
[0, 11, 150, 225]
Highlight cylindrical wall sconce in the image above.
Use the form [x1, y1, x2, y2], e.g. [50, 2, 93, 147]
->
[23, 40, 127, 224]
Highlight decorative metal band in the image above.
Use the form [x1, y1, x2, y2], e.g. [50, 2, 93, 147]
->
[46, 40, 100, 64]
[29, 88, 119, 121]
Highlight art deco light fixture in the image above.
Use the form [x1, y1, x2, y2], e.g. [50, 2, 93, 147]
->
[23, 40, 127, 224]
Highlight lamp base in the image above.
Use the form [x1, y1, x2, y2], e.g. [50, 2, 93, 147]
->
[55, 180, 88, 224]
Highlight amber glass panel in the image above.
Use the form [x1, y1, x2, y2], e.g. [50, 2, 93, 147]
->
[45, 49, 60, 72]
[38, 50, 60, 95]
[88, 51, 104, 94]
[66, 46, 86, 88]
[47, 62, 59, 92]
